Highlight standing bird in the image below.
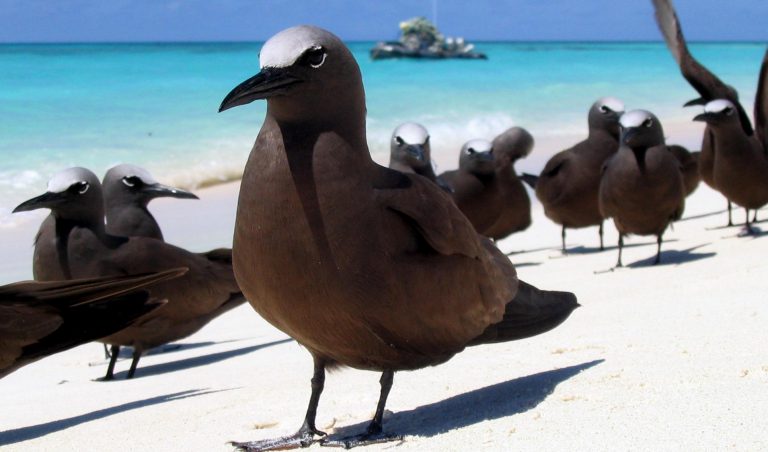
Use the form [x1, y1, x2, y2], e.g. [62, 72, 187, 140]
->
[439, 139, 501, 234]
[525, 97, 625, 252]
[0, 269, 185, 379]
[388, 122, 452, 192]
[13, 168, 245, 379]
[652, 0, 766, 226]
[219, 25, 578, 449]
[599, 110, 686, 267]
[102, 163, 198, 240]
[483, 127, 534, 240]
[693, 99, 768, 234]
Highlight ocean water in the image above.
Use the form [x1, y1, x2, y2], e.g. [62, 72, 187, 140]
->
[1, 41, 765, 227]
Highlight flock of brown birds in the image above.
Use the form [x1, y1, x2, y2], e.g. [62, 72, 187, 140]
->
[1, 0, 767, 450]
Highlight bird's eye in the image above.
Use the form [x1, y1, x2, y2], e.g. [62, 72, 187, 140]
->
[395, 136, 405, 145]
[724, 107, 735, 116]
[642, 119, 653, 128]
[600, 105, 611, 114]
[70, 181, 89, 195]
[302, 47, 326, 68]
[122, 176, 141, 188]
[467, 148, 476, 154]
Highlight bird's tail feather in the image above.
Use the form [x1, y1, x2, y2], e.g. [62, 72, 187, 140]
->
[469, 280, 578, 346]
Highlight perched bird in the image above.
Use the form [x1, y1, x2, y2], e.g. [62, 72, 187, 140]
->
[668, 145, 700, 197]
[526, 97, 625, 251]
[13, 168, 245, 379]
[388, 122, 452, 192]
[693, 99, 768, 234]
[652, 0, 766, 226]
[219, 25, 578, 449]
[482, 126, 534, 240]
[0, 269, 185, 379]
[102, 163, 198, 240]
[599, 110, 686, 266]
[439, 139, 501, 234]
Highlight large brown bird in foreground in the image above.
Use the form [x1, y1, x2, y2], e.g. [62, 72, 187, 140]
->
[219, 25, 578, 450]
[0, 268, 185, 379]
[14, 168, 245, 380]
[652, 0, 768, 228]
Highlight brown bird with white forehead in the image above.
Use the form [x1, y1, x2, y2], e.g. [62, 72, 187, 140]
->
[439, 139, 501, 234]
[652, 0, 768, 227]
[522, 97, 624, 252]
[598, 110, 686, 267]
[220, 25, 578, 450]
[388, 122, 452, 192]
[14, 168, 245, 380]
[103, 163, 198, 241]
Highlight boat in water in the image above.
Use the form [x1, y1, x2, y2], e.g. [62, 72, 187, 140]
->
[370, 17, 487, 60]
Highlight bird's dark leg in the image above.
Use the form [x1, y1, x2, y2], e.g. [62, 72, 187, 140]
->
[741, 208, 758, 236]
[616, 234, 624, 268]
[126, 348, 143, 379]
[232, 356, 327, 451]
[598, 222, 604, 251]
[321, 370, 403, 449]
[103, 344, 112, 359]
[727, 200, 733, 226]
[561, 226, 567, 253]
[654, 234, 662, 265]
[753, 210, 759, 223]
[99, 344, 120, 381]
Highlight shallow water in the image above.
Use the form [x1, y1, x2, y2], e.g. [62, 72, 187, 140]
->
[0, 41, 765, 226]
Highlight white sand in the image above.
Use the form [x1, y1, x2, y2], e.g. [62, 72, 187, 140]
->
[2, 127, 768, 451]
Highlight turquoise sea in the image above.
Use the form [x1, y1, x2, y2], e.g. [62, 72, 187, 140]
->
[1, 41, 765, 226]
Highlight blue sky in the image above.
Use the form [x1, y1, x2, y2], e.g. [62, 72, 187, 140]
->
[1, 0, 767, 43]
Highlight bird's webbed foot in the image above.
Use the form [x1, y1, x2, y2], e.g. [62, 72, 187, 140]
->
[232, 422, 326, 451]
[320, 422, 404, 449]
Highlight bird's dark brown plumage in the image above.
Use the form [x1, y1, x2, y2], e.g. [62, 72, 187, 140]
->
[219, 25, 578, 449]
[482, 127, 534, 240]
[599, 110, 686, 266]
[0, 269, 185, 379]
[533, 97, 624, 251]
[14, 168, 245, 379]
[668, 145, 700, 197]
[439, 139, 502, 234]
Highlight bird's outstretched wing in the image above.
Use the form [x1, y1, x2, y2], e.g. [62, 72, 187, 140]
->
[754, 48, 768, 151]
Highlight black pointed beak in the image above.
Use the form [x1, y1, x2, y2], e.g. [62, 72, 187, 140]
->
[693, 112, 715, 123]
[684, 97, 707, 107]
[621, 127, 638, 145]
[219, 67, 302, 112]
[406, 145, 426, 163]
[143, 183, 199, 200]
[13, 191, 67, 213]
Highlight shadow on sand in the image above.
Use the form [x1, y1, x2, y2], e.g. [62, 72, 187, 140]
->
[0, 388, 230, 446]
[627, 244, 716, 268]
[107, 338, 293, 380]
[330, 359, 603, 440]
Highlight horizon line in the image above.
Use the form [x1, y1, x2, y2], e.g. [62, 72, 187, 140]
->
[1, 39, 766, 45]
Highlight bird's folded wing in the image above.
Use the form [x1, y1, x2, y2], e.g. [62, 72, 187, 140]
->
[375, 169, 483, 259]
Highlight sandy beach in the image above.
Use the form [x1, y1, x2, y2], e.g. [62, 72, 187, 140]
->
[2, 124, 768, 452]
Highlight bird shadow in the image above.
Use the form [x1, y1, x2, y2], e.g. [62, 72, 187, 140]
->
[555, 239, 675, 258]
[107, 338, 293, 380]
[627, 244, 715, 268]
[0, 388, 231, 446]
[504, 246, 555, 256]
[329, 359, 602, 440]
[510, 261, 541, 268]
